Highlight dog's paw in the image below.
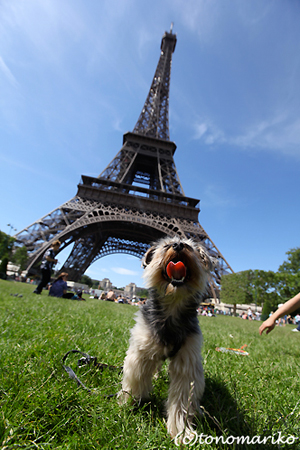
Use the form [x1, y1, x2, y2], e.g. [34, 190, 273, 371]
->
[117, 389, 131, 405]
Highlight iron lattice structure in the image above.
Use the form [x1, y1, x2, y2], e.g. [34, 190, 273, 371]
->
[14, 28, 233, 298]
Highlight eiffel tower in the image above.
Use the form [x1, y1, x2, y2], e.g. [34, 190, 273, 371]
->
[14, 27, 233, 298]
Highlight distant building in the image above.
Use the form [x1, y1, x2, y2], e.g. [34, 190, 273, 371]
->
[124, 282, 137, 297]
[99, 278, 112, 290]
[124, 283, 145, 298]
[95, 278, 145, 300]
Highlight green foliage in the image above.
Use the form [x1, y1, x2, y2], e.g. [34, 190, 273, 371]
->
[138, 288, 149, 298]
[278, 247, 300, 275]
[221, 248, 300, 314]
[11, 245, 28, 271]
[79, 274, 93, 288]
[0, 231, 15, 278]
[253, 270, 281, 311]
[261, 296, 277, 319]
[275, 272, 300, 302]
[0, 231, 15, 259]
[221, 271, 253, 306]
[275, 248, 300, 301]
[0, 279, 300, 449]
[0, 257, 9, 279]
[91, 279, 100, 289]
[220, 270, 279, 307]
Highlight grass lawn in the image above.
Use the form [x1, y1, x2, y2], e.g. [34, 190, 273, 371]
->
[1, 279, 300, 449]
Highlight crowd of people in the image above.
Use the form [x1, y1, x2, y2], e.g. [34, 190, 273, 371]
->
[90, 290, 146, 306]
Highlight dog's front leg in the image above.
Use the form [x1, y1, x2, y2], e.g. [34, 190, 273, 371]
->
[118, 314, 163, 403]
[166, 332, 205, 438]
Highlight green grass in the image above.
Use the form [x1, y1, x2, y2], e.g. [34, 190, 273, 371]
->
[1, 279, 300, 449]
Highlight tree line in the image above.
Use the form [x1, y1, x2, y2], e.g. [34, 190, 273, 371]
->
[220, 247, 300, 319]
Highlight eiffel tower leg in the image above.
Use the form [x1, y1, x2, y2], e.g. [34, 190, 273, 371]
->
[60, 234, 107, 281]
[13, 196, 87, 272]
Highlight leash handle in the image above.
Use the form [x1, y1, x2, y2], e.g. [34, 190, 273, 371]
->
[62, 349, 123, 393]
[62, 350, 93, 392]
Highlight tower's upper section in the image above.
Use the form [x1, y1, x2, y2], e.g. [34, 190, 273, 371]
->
[132, 27, 177, 141]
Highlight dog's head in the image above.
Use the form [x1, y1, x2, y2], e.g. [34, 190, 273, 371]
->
[142, 237, 213, 297]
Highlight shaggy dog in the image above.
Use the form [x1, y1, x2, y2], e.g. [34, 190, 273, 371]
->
[118, 236, 213, 438]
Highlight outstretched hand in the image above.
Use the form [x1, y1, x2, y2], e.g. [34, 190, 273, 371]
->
[259, 317, 276, 335]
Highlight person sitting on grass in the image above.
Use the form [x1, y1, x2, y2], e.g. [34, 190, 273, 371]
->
[76, 289, 86, 301]
[259, 292, 300, 335]
[49, 272, 74, 299]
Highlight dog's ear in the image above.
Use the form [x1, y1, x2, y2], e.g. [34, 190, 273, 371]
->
[197, 246, 213, 271]
[142, 246, 156, 268]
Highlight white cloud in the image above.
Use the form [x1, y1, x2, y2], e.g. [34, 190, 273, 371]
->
[193, 120, 225, 145]
[112, 267, 139, 276]
[193, 113, 300, 158]
[194, 122, 208, 139]
[85, 267, 109, 278]
[0, 56, 18, 88]
[231, 116, 300, 157]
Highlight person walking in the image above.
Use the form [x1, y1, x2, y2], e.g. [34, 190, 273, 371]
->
[33, 240, 61, 294]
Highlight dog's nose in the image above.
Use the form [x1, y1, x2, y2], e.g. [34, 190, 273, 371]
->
[172, 242, 184, 253]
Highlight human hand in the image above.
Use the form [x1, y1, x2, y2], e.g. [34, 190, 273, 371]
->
[259, 317, 276, 335]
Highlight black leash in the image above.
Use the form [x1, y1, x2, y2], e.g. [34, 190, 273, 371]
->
[62, 349, 123, 394]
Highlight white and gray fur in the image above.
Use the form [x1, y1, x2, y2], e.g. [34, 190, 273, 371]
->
[118, 236, 212, 439]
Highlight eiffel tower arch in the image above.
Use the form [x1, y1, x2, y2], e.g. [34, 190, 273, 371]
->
[14, 28, 233, 298]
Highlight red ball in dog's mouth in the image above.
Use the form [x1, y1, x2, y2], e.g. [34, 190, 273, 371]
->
[166, 261, 187, 281]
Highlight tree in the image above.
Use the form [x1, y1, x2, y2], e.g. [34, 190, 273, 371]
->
[275, 272, 300, 303]
[220, 247, 300, 320]
[278, 247, 300, 275]
[0, 231, 15, 278]
[277, 247, 300, 301]
[79, 274, 93, 288]
[91, 279, 100, 289]
[138, 289, 149, 299]
[221, 269, 279, 317]
[253, 270, 278, 305]
[11, 246, 28, 272]
[220, 271, 254, 314]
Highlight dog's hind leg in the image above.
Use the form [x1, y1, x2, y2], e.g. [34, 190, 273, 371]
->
[166, 332, 205, 438]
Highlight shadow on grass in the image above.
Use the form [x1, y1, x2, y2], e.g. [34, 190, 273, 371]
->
[196, 375, 283, 450]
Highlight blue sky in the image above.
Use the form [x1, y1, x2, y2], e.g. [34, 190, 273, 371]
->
[1, 0, 300, 289]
